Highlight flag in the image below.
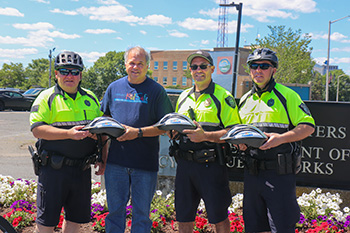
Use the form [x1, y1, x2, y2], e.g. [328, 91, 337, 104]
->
[328, 73, 333, 84]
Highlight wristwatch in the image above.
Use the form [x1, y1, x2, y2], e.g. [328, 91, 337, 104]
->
[138, 128, 143, 138]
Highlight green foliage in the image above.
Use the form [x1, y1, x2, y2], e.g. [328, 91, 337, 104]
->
[0, 63, 26, 89]
[24, 58, 52, 88]
[328, 71, 350, 102]
[310, 72, 325, 101]
[83, 51, 127, 99]
[254, 25, 315, 85]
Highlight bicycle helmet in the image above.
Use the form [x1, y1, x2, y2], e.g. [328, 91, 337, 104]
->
[247, 48, 278, 68]
[220, 124, 267, 148]
[153, 113, 196, 133]
[82, 116, 125, 138]
[54, 51, 84, 70]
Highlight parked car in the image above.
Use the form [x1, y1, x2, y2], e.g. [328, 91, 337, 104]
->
[0, 88, 25, 93]
[23, 87, 45, 98]
[0, 90, 35, 111]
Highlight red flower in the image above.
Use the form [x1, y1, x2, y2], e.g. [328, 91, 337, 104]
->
[152, 221, 159, 228]
[171, 220, 175, 230]
[127, 220, 132, 227]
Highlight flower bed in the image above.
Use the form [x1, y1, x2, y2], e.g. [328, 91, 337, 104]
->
[1, 174, 350, 232]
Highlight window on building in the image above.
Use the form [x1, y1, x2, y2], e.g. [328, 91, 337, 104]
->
[163, 77, 167, 85]
[172, 77, 177, 86]
[154, 61, 158, 70]
[173, 61, 177, 70]
[154, 77, 158, 82]
[163, 61, 168, 70]
[182, 77, 187, 86]
[182, 61, 187, 70]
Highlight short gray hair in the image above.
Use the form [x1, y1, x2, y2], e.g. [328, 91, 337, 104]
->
[124, 46, 150, 66]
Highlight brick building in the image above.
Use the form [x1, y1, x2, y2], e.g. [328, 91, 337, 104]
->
[149, 47, 252, 98]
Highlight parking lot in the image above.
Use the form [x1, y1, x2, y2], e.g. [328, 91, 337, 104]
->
[0, 111, 36, 180]
[0, 111, 101, 181]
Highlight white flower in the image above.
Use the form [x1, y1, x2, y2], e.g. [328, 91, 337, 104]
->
[156, 190, 162, 196]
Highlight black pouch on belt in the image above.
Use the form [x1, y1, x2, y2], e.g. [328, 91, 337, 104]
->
[193, 149, 216, 163]
[50, 155, 65, 170]
[277, 153, 293, 175]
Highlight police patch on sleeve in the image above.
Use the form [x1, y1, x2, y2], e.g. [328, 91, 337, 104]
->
[299, 103, 311, 115]
[31, 105, 39, 112]
[225, 96, 236, 108]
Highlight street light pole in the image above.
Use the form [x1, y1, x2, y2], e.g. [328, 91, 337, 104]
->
[219, 2, 243, 96]
[336, 74, 347, 102]
[325, 15, 350, 101]
[48, 47, 56, 88]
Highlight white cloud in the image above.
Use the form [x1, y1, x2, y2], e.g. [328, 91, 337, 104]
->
[311, 32, 348, 42]
[85, 29, 116, 34]
[13, 22, 54, 30]
[34, 0, 50, 4]
[79, 51, 106, 64]
[115, 37, 123, 40]
[0, 29, 79, 47]
[201, 0, 317, 23]
[97, 0, 120, 4]
[76, 5, 138, 23]
[140, 30, 147, 35]
[50, 8, 78, 16]
[333, 47, 350, 52]
[0, 48, 38, 58]
[168, 30, 188, 38]
[334, 57, 350, 64]
[199, 8, 219, 18]
[0, 7, 24, 17]
[178, 18, 217, 31]
[201, 40, 210, 45]
[138, 14, 172, 26]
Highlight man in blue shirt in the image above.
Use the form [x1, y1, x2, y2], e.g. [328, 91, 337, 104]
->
[97, 46, 173, 233]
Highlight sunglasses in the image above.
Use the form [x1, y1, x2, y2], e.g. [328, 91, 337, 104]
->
[249, 63, 273, 70]
[190, 64, 211, 70]
[58, 69, 81, 76]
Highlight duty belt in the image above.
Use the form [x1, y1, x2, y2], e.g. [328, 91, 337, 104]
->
[256, 159, 277, 170]
[177, 149, 216, 163]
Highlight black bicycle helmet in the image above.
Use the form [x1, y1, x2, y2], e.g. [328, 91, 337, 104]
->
[54, 51, 84, 70]
[153, 113, 196, 133]
[220, 124, 267, 148]
[82, 116, 125, 138]
[247, 48, 278, 68]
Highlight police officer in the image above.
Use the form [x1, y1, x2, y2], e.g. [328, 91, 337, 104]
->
[239, 48, 315, 233]
[30, 51, 103, 233]
[172, 50, 240, 233]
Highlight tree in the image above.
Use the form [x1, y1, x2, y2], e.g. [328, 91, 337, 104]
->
[254, 25, 315, 85]
[328, 71, 350, 102]
[25, 58, 52, 88]
[0, 63, 26, 89]
[310, 71, 324, 101]
[84, 51, 127, 99]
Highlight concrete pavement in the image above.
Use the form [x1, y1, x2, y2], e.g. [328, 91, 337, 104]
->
[0, 111, 101, 181]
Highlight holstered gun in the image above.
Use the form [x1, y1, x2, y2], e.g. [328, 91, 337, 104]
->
[28, 145, 40, 176]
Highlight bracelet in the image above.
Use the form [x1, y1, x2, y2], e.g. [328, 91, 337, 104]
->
[138, 128, 143, 138]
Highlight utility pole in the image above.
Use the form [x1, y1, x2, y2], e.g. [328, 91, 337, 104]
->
[48, 48, 55, 87]
[219, 2, 243, 96]
[325, 15, 350, 101]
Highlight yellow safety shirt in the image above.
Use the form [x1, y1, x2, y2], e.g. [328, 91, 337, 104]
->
[30, 84, 103, 159]
[176, 81, 240, 150]
[239, 78, 315, 159]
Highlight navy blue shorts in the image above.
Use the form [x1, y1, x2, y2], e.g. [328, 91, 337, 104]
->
[175, 159, 231, 224]
[36, 165, 91, 227]
[243, 169, 300, 233]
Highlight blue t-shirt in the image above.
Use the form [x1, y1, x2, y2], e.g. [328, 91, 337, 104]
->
[101, 76, 174, 171]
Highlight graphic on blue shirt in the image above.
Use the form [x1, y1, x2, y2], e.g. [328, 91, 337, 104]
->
[114, 92, 148, 103]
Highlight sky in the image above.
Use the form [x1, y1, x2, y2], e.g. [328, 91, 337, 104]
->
[0, 0, 350, 75]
